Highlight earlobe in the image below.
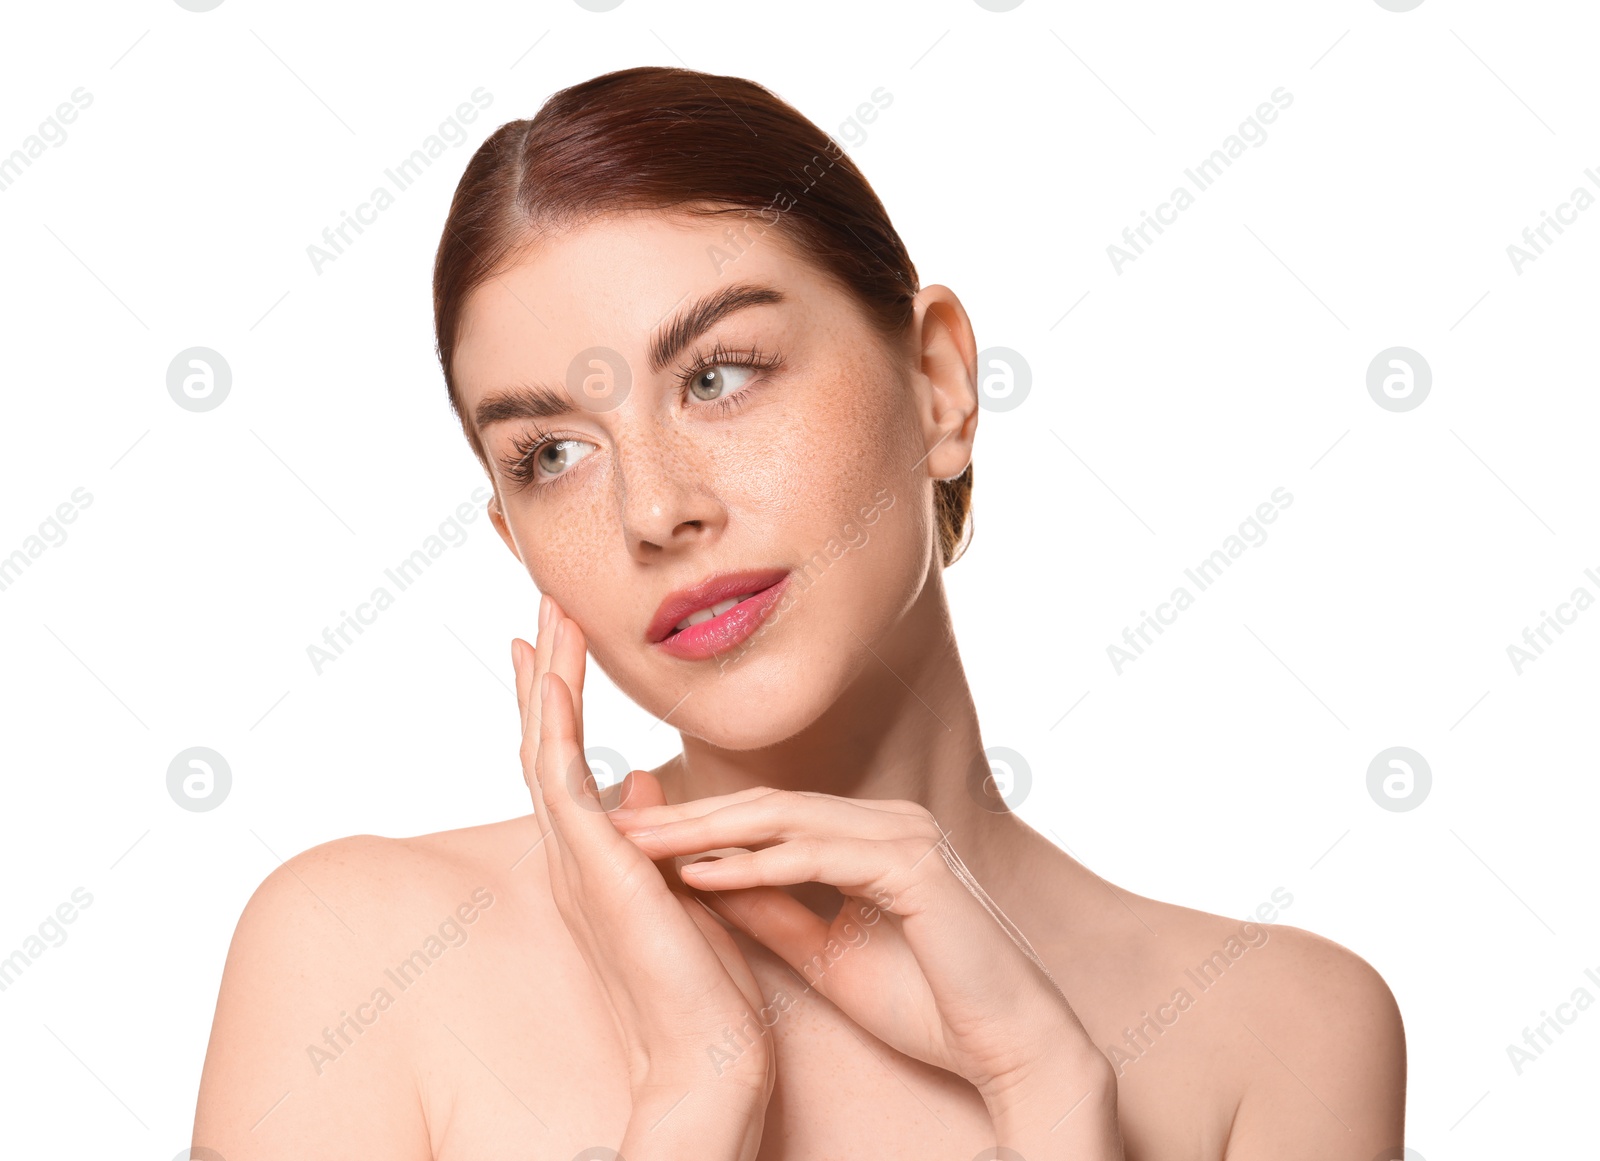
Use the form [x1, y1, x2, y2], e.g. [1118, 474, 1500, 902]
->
[911, 285, 979, 482]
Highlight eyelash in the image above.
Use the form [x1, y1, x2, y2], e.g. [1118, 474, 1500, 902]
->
[498, 341, 784, 490]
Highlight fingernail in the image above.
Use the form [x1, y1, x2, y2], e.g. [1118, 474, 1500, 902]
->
[538, 594, 549, 629]
[554, 618, 567, 648]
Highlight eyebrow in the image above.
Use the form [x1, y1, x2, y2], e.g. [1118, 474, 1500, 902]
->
[472, 282, 787, 431]
[648, 282, 786, 375]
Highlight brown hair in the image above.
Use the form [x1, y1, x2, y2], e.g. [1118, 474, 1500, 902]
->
[432, 65, 973, 566]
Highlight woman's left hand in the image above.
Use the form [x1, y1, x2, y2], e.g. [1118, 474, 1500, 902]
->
[605, 787, 1124, 1156]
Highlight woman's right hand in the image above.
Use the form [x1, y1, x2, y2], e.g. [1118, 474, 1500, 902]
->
[512, 594, 776, 1159]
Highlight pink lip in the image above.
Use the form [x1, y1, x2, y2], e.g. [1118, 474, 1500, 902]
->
[647, 569, 791, 661]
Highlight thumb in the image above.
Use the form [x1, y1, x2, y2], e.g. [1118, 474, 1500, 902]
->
[616, 767, 668, 811]
[612, 768, 689, 887]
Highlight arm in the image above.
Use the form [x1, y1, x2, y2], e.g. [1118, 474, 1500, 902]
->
[1221, 926, 1407, 1160]
[191, 837, 432, 1161]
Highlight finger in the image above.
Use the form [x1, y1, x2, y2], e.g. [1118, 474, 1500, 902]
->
[513, 636, 541, 762]
[544, 609, 603, 812]
[676, 838, 906, 897]
[675, 890, 772, 1012]
[607, 786, 785, 826]
[531, 591, 557, 732]
[609, 786, 927, 830]
[547, 606, 587, 748]
[688, 839, 1049, 1016]
[695, 883, 831, 975]
[614, 790, 925, 860]
[513, 591, 555, 806]
[512, 639, 554, 846]
[513, 636, 533, 730]
[513, 593, 551, 731]
[694, 882, 902, 1013]
[617, 767, 667, 811]
[537, 672, 632, 860]
[613, 768, 687, 889]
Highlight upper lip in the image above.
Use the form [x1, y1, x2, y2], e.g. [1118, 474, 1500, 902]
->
[646, 567, 790, 644]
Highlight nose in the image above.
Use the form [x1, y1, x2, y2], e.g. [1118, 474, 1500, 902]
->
[612, 428, 724, 560]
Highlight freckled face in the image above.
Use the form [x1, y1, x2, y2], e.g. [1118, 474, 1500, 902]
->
[452, 210, 936, 749]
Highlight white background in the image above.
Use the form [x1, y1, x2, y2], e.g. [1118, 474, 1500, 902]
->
[1, 0, 1595, 1156]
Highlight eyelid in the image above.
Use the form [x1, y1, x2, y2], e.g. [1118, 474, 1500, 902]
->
[499, 428, 595, 492]
[677, 338, 783, 397]
[500, 340, 783, 492]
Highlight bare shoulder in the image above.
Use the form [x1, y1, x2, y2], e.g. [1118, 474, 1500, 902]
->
[193, 816, 545, 1159]
[1215, 915, 1406, 1159]
[1027, 845, 1404, 1161]
[1087, 882, 1406, 1160]
[218, 818, 537, 976]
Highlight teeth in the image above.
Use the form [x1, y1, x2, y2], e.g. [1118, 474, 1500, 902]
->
[673, 592, 756, 634]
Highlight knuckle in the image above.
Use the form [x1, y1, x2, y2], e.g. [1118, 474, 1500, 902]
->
[897, 833, 937, 865]
[886, 798, 938, 830]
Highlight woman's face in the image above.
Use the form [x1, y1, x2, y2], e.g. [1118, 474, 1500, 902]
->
[452, 209, 963, 749]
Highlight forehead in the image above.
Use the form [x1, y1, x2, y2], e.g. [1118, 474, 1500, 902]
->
[451, 209, 829, 401]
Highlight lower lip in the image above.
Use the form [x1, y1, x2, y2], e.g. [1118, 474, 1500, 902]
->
[654, 575, 791, 661]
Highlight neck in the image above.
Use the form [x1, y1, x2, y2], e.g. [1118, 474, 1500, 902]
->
[659, 564, 1038, 909]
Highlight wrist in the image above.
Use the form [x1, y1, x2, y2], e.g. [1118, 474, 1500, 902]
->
[622, 1080, 768, 1161]
[983, 1047, 1122, 1157]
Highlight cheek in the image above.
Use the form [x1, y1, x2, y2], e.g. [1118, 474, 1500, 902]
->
[718, 354, 916, 533]
[518, 486, 615, 605]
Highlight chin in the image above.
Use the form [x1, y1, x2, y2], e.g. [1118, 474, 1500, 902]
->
[596, 640, 840, 751]
[675, 694, 822, 751]
[681, 665, 838, 751]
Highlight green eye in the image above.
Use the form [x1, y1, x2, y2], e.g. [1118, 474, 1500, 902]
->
[535, 439, 592, 478]
[689, 364, 756, 401]
[503, 434, 595, 488]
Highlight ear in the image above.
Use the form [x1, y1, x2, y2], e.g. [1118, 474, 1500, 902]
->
[908, 284, 978, 482]
[486, 487, 522, 562]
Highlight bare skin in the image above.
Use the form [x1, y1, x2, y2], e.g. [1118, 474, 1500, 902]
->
[193, 210, 1405, 1159]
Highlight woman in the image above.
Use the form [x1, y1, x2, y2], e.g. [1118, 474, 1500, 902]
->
[193, 66, 1405, 1160]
